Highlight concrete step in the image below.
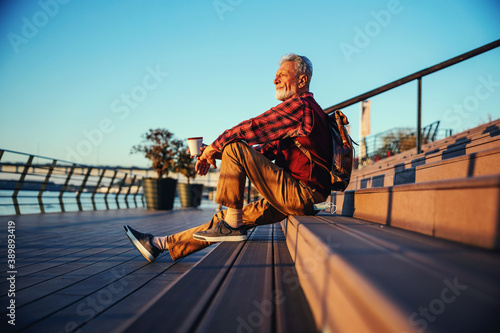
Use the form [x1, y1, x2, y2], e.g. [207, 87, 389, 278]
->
[349, 145, 500, 190]
[330, 175, 500, 249]
[409, 117, 500, 159]
[281, 214, 500, 332]
[354, 129, 500, 181]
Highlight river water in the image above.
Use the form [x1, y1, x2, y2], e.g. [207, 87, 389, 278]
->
[0, 190, 219, 216]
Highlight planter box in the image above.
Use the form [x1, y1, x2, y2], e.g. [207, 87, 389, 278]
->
[142, 178, 177, 210]
[177, 183, 204, 208]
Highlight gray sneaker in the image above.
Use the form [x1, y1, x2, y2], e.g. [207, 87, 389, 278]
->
[124, 225, 161, 262]
[193, 220, 248, 242]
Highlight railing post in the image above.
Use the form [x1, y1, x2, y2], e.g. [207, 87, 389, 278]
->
[13, 155, 34, 215]
[59, 164, 76, 213]
[115, 173, 128, 209]
[76, 167, 93, 211]
[416, 77, 422, 154]
[38, 160, 57, 214]
[92, 168, 106, 210]
[125, 175, 136, 209]
[104, 170, 117, 210]
[133, 178, 142, 208]
[432, 120, 440, 141]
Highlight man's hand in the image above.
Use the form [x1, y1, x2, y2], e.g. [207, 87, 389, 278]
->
[195, 160, 210, 176]
[195, 144, 222, 176]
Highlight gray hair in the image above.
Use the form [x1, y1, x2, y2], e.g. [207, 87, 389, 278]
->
[279, 53, 313, 86]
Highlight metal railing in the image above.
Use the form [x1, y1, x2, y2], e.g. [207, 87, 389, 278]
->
[358, 121, 452, 158]
[0, 149, 147, 215]
[356, 121, 454, 167]
[325, 39, 500, 154]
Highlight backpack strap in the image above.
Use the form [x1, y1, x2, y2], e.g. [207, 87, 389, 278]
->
[293, 139, 313, 180]
[293, 139, 335, 183]
[333, 110, 351, 147]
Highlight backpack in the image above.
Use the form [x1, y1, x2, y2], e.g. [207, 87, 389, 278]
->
[294, 109, 354, 191]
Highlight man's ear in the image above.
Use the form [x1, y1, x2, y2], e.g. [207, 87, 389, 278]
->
[298, 74, 308, 89]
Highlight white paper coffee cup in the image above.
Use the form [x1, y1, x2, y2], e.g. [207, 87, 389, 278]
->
[187, 137, 203, 156]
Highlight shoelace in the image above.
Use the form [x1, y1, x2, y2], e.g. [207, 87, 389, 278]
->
[214, 216, 233, 234]
[214, 216, 246, 234]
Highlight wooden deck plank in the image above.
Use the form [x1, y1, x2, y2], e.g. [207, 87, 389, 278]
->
[13, 246, 134, 290]
[0, 228, 120, 268]
[0, 208, 218, 332]
[273, 224, 316, 333]
[21, 257, 179, 332]
[0, 240, 130, 280]
[80, 248, 213, 333]
[2, 251, 139, 308]
[194, 225, 274, 333]
[125, 223, 317, 333]
[0, 237, 139, 306]
[0, 209, 213, 284]
[2, 209, 316, 332]
[124, 237, 247, 332]
[0, 234, 109, 259]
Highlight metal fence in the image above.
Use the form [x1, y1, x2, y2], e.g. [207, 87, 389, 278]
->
[0, 149, 146, 216]
[355, 120, 453, 166]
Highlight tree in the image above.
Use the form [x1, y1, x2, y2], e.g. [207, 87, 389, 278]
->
[131, 128, 177, 178]
[378, 128, 421, 156]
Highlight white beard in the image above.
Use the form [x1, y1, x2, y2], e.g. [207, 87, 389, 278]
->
[275, 87, 296, 101]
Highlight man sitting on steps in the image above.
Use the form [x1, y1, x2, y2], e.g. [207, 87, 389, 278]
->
[124, 53, 333, 262]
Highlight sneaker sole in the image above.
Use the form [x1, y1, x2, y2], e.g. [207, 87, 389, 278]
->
[193, 234, 248, 242]
[124, 226, 155, 262]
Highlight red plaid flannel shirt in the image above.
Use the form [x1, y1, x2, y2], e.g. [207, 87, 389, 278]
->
[212, 92, 316, 159]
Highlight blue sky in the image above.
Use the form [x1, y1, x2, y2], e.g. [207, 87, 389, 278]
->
[0, 0, 499, 168]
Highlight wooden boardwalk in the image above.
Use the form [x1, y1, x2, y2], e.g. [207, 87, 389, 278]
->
[0, 208, 218, 333]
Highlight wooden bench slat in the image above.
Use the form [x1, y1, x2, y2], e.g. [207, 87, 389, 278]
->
[124, 238, 247, 332]
[273, 223, 317, 333]
[285, 214, 500, 332]
[194, 225, 274, 333]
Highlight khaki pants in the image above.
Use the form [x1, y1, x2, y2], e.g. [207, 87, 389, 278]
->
[166, 142, 324, 260]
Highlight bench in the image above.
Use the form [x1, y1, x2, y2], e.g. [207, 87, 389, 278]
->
[282, 214, 500, 332]
[277, 119, 500, 332]
[331, 175, 500, 249]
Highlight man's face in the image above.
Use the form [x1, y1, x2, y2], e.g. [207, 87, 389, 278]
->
[274, 61, 300, 101]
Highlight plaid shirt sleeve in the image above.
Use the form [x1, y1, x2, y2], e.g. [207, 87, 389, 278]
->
[255, 141, 279, 159]
[212, 93, 315, 154]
